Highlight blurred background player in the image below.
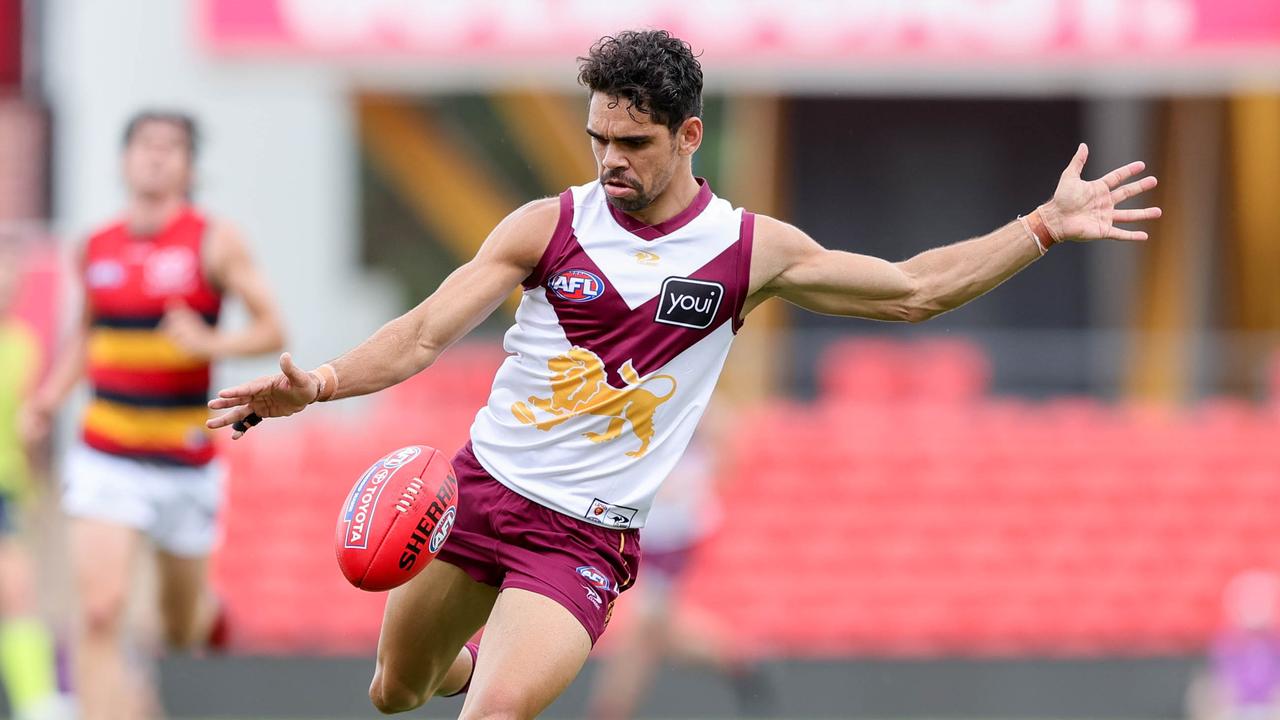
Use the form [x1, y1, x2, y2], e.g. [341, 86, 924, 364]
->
[587, 418, 775, 720]
[0, 237, 67, 720]
[20, 111, 286, 720]
[1187, 569, 1280, 720]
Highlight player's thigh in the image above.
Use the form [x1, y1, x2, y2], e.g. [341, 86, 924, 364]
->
[154, 549, 209, 647]
[459, 587, 592, 720]
[69, 517, 142, 627]
[373, 559, 498, 698]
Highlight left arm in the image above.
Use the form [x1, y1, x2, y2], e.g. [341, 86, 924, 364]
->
[750, 144, 1161, 322]
[160, 222, 286, 358]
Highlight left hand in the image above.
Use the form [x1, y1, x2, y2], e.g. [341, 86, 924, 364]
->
[1038, 143, 1162, 243]
[160, 300, 219, 359]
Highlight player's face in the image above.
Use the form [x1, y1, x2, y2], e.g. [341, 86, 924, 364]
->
[123, 120, 193, 200]
[587, 92, 685, 213]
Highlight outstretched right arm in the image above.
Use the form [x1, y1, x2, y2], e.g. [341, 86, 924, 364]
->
[208, 197, 559, 437]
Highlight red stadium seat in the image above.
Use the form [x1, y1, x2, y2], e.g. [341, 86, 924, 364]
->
[212, 337, 1280, 657]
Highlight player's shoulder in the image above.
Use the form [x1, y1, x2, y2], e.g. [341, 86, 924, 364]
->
[749, 213, 817, 259]
[199, 215, 253, 270]
[505, 196, 562, 229]
[84, 214, 128, 247]
[744, 213, 823, 296]
[482, 195, 566, 267]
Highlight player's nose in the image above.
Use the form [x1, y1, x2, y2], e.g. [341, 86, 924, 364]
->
[601, 145, 628, 170]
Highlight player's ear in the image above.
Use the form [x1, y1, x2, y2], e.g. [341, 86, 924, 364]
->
[675, 116, 703, 157]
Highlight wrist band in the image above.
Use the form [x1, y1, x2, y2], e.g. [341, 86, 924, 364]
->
[1018, 210, 1056, 255]
[313, 363, 338, 402]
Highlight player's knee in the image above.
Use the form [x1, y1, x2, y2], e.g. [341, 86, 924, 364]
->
[79, 591, 127, 640]
[369, 672, 429, 715]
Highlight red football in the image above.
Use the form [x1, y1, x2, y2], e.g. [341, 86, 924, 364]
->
[334, 445, 459, 591]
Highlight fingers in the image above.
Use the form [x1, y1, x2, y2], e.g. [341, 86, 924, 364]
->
[1108, 226, 1149, 242]
[1113, 207, 1162, 223]
[1100, 160, 1146, 190]
[207, 404, 257, 431]
[214, 376, 275, 401]
[208, 395, 250, 410]
[1111, 175, 1158, 204]
[1062, 143, 1089, 179]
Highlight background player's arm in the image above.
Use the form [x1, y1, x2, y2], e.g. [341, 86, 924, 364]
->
[159, 222, 286, 359]
[207, 198, 558, 435]
[21, 290, 90, 447]
[748, 144, 1160, 322]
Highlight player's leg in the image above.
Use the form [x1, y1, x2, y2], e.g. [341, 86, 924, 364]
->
[0, 496, 60, 719]
[61, 447, 174, 720]
[458, 588, 593, 720]
[68, 516, 142, 720]
[151, 457, 225, 650]
[154, 551, 216, 649]
[368, 559, 498, 714]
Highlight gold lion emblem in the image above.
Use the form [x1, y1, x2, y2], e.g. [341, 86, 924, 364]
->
[512, 347, 676, 458]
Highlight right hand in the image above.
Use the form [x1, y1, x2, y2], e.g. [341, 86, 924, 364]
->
[207, 352, 319, 439]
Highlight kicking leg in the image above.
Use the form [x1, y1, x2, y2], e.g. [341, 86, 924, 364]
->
[368, 559, 497, 715]
[459, 588, 592, 720]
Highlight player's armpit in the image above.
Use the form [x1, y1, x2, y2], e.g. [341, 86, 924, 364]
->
[750, 215, 924, 322]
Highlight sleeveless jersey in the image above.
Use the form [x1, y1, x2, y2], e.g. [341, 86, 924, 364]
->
[81, 207, 222, 466]
[469, 179, 754, 529]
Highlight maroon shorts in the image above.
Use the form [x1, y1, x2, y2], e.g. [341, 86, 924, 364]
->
[435, 443, 642, 645]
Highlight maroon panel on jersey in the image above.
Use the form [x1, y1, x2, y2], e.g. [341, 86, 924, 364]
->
[532, 190, 753, 388]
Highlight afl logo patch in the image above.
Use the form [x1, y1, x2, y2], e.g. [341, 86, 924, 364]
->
[549, 269, 605, 303]
[428, 506, 456, 554]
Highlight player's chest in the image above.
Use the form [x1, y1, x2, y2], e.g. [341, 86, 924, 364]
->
[542, 233, 735, 332]
[85, 239, 205, 306]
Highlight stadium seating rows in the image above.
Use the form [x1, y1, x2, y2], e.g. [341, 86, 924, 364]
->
[212, 340, 1280, 656]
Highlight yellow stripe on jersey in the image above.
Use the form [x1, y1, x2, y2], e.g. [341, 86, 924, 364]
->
[81, 399, 212, 451]
[87, 329, 206, 372]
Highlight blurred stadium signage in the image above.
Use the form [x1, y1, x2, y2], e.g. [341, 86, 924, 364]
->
[201, 0, 1280, 87]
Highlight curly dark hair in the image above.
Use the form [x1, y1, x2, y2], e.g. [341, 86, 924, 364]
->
[577, 30, 703, 134]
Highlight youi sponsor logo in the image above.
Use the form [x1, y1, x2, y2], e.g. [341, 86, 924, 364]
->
[654, 277, 724, 330]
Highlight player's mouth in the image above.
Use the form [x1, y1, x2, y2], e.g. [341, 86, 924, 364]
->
[603, 178, 640, 198]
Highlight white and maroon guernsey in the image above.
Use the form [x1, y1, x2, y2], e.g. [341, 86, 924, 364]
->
[469, 178, 753, 529]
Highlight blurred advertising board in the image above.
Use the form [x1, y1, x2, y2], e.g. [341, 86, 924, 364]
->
[201, 0, 1280, 64]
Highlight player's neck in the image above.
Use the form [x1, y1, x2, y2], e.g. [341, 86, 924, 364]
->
[621, 173, 701, 228]
[126, 194, 187, 236]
